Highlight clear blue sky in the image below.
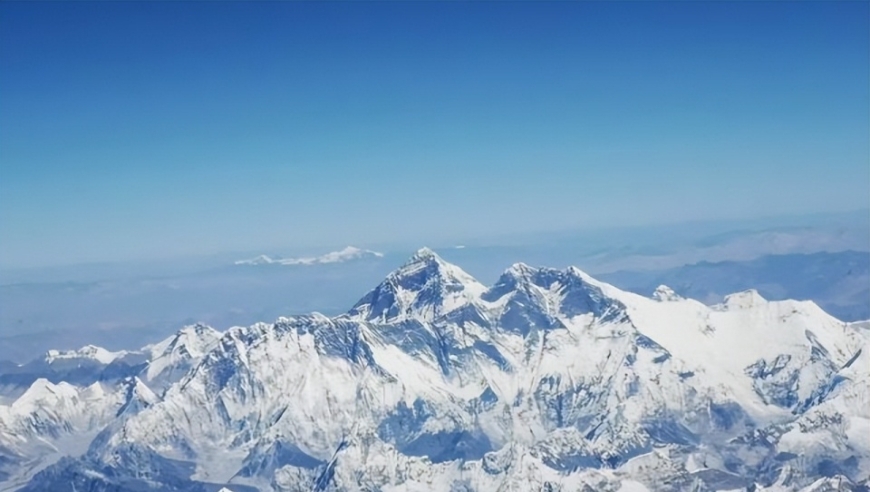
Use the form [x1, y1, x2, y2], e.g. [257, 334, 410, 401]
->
[1, 1, 868, 267]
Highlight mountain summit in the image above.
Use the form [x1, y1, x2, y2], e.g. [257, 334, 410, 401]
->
[2, 250, 867, 492]
[347, 247, 486, 323]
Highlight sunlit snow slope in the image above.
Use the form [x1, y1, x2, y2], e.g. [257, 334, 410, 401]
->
[1, 249, 867, 492]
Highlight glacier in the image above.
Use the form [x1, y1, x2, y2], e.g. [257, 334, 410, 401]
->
[1, 248, 867, 491]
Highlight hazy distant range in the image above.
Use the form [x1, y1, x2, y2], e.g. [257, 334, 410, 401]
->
[0, 212, 867, 363]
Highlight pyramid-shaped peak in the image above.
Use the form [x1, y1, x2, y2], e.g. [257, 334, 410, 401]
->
[506, 262, 536, 276]
[653, 285, 682, 302]
[348, 247, 485, 323]
[171, 324, 222, 349]
[179, 322, 217, 335]
[143, 323, 222, 381]
[116, 376, 159, 417]
[388, 247, 446, 277]
[408, 246, 440, 262]
[391, 247, 476, 281]
[124, 376, 158, 404]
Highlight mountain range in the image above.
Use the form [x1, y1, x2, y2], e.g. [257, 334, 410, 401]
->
[600, 250, 870, 322]
[1, 248, 867, 491]
[234, 247, 384, 266]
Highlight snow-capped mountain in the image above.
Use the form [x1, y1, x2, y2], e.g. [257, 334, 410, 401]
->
[235, 246, 384, 266]
[44, 345, 128, 365]
[348, 247, 486, 323]
[0, 323, 223, 490]
[2, 248, 867, 492]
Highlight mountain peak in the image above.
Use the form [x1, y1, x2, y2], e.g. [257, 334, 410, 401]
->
[410, 246, 438, 260]
[143, 324, 222, 383]
[722, 289, 766, 309]
[13, 378, 78, 410]
[177, 323, 218, 338]
[116, 377, 159, 417]
[348, 247, 485, 323]
[9, 252, 869, 492]
[653, 285, 682, 302]
[124, 376, 158, 404]
[481, 263, 628, 332]
[391, 247, 477, 281]
[505, 262, 536, 278]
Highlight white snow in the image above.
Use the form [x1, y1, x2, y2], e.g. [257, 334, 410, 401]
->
[45, 344, 127, 364]
[4, 250, 868, 492]
[143, 323, 222, 383]
[235, 246, 383, 266]
[652, 285, 682, 302]
[348, 247, 487, 323]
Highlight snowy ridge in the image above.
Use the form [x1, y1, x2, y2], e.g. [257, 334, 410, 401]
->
[44, 345, 127, 365]
[3, 248, 868, 492]
[142, 323, 224, 388]
[0, 324, 225, 489]
[235, 246, 384, 266]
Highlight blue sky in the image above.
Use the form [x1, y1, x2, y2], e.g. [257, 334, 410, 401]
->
[1, 2, 868, 267]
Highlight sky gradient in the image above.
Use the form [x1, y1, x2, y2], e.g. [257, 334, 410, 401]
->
[1, 1, 868, 267]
